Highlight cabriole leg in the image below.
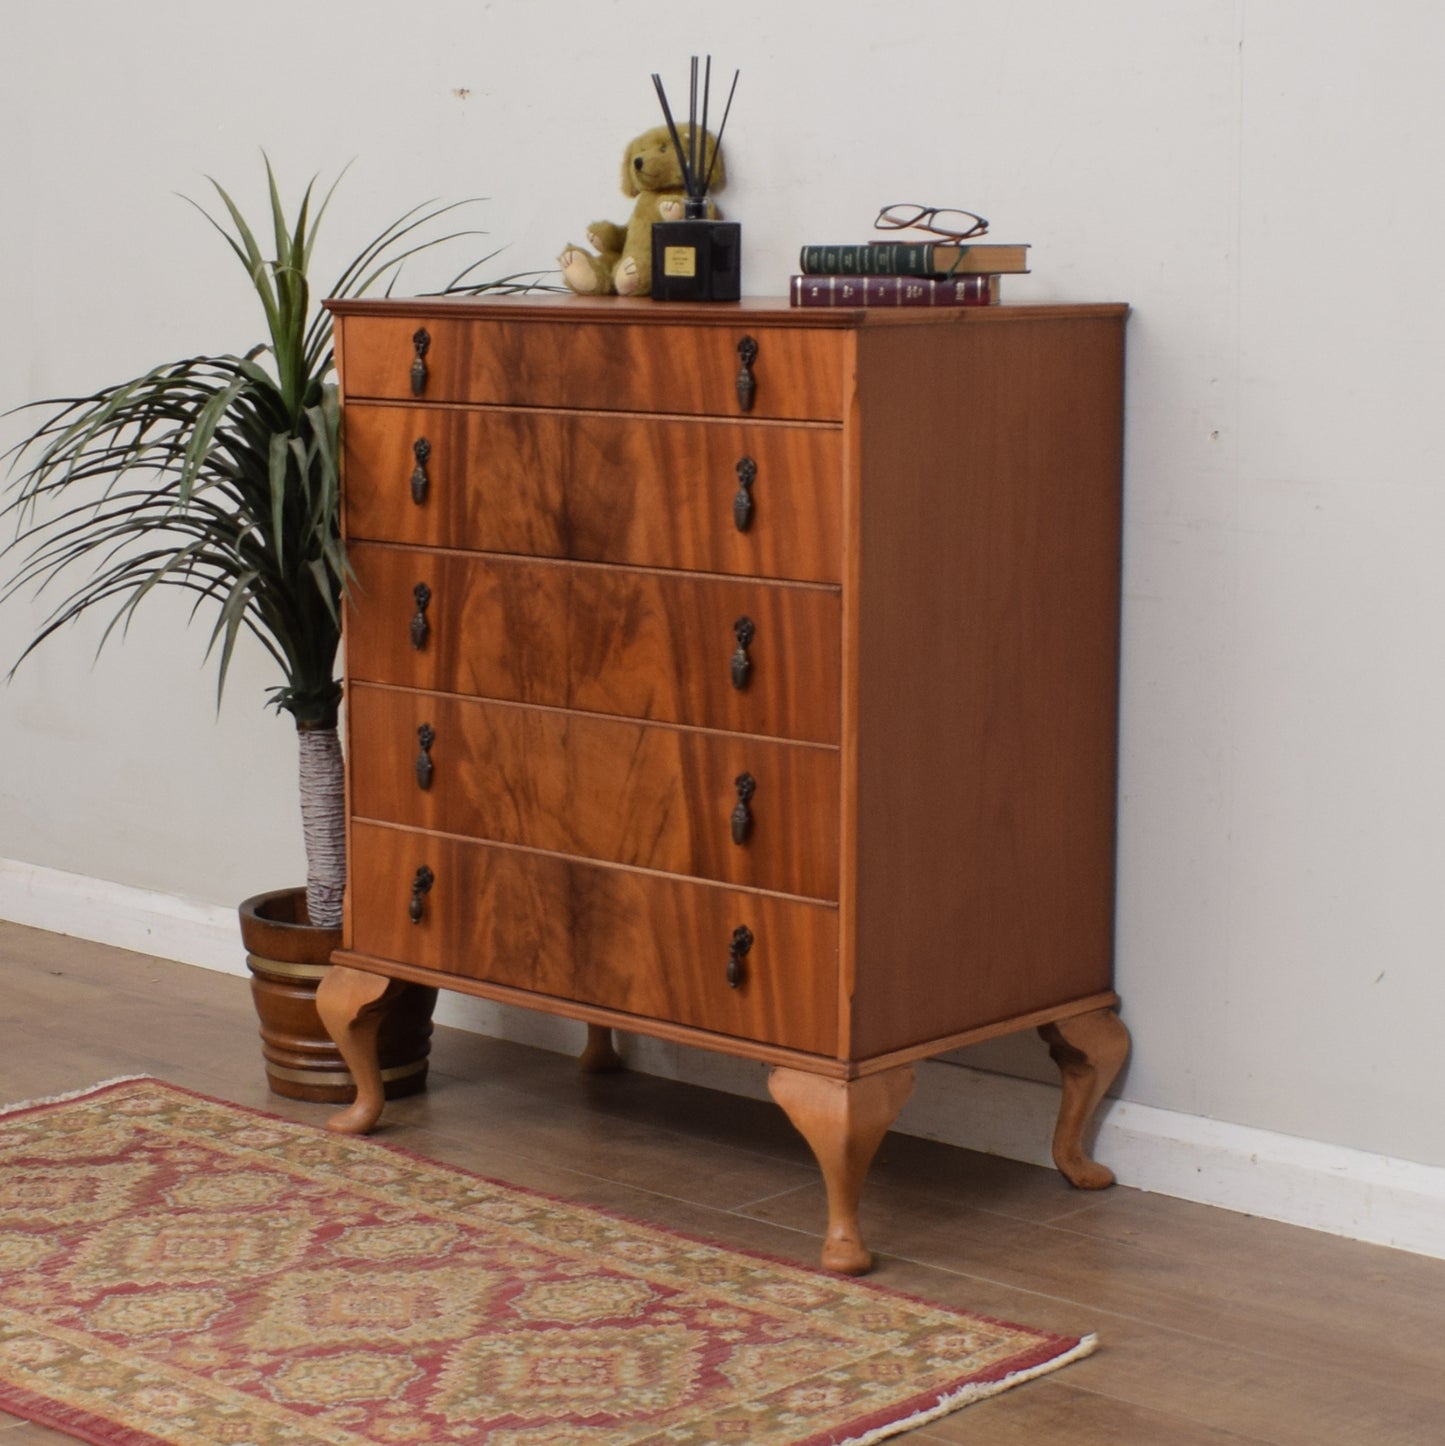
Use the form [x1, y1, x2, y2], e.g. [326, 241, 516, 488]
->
[768, 1064, 916, 1275]
[1038, 1007, 1131, 1189]
[316, 965, 407, 1136]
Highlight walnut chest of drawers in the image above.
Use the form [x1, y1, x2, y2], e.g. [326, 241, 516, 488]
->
[320, 293, 1131, 1273]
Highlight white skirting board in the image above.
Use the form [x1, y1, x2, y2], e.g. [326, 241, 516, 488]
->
[4, 855, 1443, 1261]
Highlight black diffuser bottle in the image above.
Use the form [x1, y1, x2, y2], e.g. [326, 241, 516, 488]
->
[652, 199, 741, 302]
[650, 58, 741, 302]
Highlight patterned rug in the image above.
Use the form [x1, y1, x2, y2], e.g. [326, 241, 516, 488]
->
[0, 1078, 1094, 1445]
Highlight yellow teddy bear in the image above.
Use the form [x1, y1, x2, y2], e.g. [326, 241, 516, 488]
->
[559, 124, 725, 297]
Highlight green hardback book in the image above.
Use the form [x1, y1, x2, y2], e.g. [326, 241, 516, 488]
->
[798, 242, 1030, 277]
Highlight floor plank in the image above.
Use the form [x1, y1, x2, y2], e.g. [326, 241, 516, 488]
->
[2, 919, 1443, 1445]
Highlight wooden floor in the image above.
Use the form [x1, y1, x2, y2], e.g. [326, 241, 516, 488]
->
[2, 921, 1443, 1444]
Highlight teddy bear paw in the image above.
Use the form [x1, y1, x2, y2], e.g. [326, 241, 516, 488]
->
[559, 246, 602, 295]
[613, 256, 643, 296]
[657, 199, 684, 223]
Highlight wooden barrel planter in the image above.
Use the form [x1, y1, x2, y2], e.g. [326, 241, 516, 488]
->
[240, 887, 437, 1103]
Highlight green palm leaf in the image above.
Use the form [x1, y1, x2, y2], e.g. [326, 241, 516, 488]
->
[2, 156, 541, 727]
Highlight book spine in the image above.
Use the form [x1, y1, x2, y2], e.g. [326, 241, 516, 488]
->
[789, 274, 999, 307]
[798, 243, 933, 276]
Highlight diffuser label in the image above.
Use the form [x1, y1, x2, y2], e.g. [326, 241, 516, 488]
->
[663, 246, 698, 277]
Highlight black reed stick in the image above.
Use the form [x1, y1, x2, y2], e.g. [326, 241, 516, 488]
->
[653, 57, 739, 203]
[689, 56, 699, 189]
[700, 55, 712, 184]
[701, 67, 739, 196]
[651, 71, 695, 197]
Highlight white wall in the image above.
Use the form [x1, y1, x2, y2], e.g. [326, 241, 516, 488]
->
[4, 2, 1444, 1180]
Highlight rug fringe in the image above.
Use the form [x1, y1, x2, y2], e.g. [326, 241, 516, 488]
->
[0, 1076, 154, 1120]
[837, 1332, 1099, 1445]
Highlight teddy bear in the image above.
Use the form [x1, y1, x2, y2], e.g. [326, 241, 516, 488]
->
[559, 124, 725, 297]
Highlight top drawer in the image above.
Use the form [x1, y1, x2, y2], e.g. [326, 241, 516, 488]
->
[336, 315, 848, 422]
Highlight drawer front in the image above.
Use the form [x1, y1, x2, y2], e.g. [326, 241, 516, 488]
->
[348, 685, 840, 901]
[348, 822, 839, 1054]
[343, 405, 843, 584]
[338, 316, 847, 422]
[346, 543, 842, 744]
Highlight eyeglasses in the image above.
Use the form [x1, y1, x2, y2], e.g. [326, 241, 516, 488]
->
[874, 204, 989, 241]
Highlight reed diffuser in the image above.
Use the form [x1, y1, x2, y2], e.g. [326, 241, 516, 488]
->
[649, 56, 741, 301]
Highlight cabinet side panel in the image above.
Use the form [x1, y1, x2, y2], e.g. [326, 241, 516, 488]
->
[849, 315, 1126, 1058]
[336, 314, 359, 953]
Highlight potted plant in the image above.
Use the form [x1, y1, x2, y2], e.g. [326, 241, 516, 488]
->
[1, 158, 532, 1101]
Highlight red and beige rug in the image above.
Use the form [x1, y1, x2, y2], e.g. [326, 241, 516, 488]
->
[0, 1078, 1094, 1445]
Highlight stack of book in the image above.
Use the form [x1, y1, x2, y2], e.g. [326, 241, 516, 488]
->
[789, 242, 1030, 308]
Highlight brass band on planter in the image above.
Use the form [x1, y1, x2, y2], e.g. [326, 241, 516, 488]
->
[265, 1058, 428, 1088]
[245, 952, 332, 984]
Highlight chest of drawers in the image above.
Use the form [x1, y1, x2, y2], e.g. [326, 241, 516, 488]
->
[318, 294, 1131, 1273]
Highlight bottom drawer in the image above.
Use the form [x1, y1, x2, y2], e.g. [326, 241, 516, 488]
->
[347, 822, 839, 1055]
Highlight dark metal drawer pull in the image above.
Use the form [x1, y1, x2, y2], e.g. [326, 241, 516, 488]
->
[735, 335, 757, 412]
[731, 616, 754, 690]
[733, 456, 756, 532]
[726, 924, 754, 988]
[409, 865, 435, 924]
[415, 723, 436, 790]
[410, 438, 431, 505]
[410, 583, 432, 651]
[731, 772, 755, 845]
[410, 327, 431, 396]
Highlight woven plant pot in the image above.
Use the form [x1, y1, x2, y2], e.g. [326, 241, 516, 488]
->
[240, 887, 436, 1103]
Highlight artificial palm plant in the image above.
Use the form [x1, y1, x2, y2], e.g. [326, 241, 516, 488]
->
[3, 159, 521, 928]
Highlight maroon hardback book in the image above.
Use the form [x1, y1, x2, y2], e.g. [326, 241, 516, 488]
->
[788, 273, 1000, 307]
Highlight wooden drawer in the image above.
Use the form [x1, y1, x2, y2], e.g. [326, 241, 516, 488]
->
[337, 315, 847, 422]
[343, 404, 843, 584]
[345, 543, 842, 744]
[347, 684, 840, 900]
[347, 822, 839, 1054]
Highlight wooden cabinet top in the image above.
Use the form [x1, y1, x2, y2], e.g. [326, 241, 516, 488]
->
[327, 293, 1129, 329]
